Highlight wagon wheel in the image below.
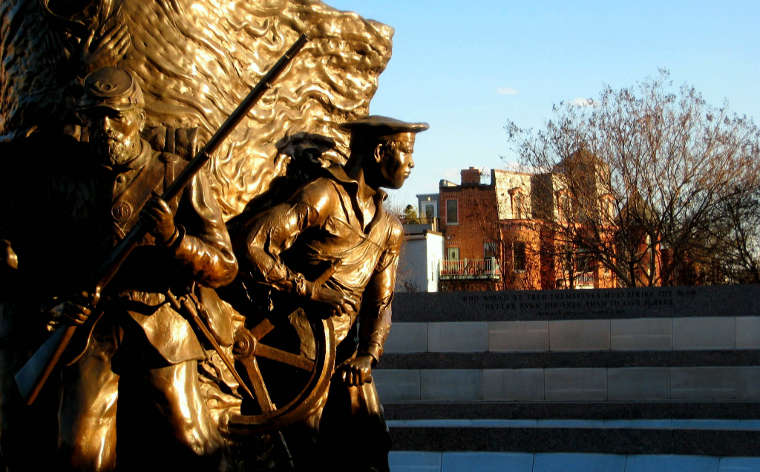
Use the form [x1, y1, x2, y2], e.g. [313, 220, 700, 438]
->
[225, 307, 335, 435]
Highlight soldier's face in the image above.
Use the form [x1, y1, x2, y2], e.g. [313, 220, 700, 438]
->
[378, 133, 415, 189]
[86, 107, 143, 166]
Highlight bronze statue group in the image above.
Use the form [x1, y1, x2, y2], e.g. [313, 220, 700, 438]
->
[0, 62, 427, 471]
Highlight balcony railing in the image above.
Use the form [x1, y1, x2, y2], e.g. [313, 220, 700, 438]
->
[557, 272, 596, 289]
[439, 257, 501, 280]
[401, 217, 438, 232]
[415, 217, 439, 225]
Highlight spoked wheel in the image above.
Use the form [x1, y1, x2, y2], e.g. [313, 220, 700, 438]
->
[225, 307, 334, 434]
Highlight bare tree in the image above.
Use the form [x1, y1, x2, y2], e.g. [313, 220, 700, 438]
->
[710, 188, 760, 283]
[506, 70, 760, 287]
[383, 198, 408, 220]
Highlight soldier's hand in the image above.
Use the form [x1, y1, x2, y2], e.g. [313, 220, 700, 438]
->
[46, 292, 93, 331]
[81, 20, 131, 70]
[309, 283, 358, 318]
[339, 354, 374, 386]
[1, 239, 18, 271]
[141, 195, 178, 245]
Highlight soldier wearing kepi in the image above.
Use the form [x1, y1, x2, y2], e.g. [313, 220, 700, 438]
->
[230, 115, 428, 471]
[48, 67, 237, 470]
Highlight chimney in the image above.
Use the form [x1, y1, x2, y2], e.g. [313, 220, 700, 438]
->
[461, 167, 481, 185]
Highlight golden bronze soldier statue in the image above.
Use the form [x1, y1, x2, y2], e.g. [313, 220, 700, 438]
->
[229, 115, 428, 471]
[43, 66, 238, 470]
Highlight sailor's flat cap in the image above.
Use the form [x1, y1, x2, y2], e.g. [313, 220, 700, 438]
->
[340, 115, 429, 136]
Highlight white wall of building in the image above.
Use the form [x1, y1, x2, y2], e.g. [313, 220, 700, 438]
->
[396, 231, 443, 293]
[417, 193, 439, 220]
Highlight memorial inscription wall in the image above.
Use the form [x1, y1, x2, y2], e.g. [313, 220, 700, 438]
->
[393, 286, 759, 322]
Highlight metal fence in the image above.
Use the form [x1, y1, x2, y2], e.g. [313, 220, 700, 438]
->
[439, 257, 501, 280]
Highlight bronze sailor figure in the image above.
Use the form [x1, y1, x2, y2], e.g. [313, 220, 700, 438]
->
[229, 115, 428, 471]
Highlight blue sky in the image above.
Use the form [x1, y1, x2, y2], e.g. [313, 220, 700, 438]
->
[326, 0, 760, 208]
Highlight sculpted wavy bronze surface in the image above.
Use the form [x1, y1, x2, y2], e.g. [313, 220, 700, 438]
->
[0, 0, 393, 217]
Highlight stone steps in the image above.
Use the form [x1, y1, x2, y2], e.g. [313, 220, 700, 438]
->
[384, 402, 760, 456]
[388, 452, 760, 472]
[384, 401, 760, 420]
[381, 287, 760, 468]
[389, 421, 760, 456]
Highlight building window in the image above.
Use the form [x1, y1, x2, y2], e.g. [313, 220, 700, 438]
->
[603, 195, 615, 222]
[446, 199, 458, 224]
[514, 193, 524, 219]
[576, 249, 594, 274]
[513, 241, 526, 272]
[510, 189, 527, 219]
[556, 190, 571, 222]
[484, 241, 498, 259]
[447, 247, 459, 261]
[423, 203, 435, 219]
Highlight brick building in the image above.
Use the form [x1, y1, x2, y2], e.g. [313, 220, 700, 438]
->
[437, 168, 502, 291]
[429, 167, 618, 291]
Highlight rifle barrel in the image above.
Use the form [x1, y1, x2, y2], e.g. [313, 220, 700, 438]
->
[99, 33, 309, 288]
[16, 33, 310, 405]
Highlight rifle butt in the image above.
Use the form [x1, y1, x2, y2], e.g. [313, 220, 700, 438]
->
[15, 325, 76, 405]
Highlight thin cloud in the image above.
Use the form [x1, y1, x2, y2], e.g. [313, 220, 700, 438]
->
[442, 168, 460, 180]
[497, 87, 519, 96]
[570, 97, 595, 107]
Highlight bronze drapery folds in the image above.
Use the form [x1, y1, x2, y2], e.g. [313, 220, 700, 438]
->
[0, 1, 425, 471]
[0, 0, 393, 216]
